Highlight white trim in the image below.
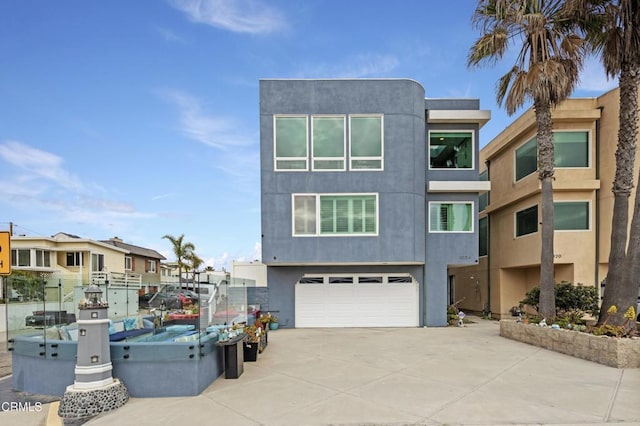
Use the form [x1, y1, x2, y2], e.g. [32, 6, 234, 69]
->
[428, 181, 490, 193]
[514, 203, 539, 238]
[77, 319, 110, 325]
[311, 115, 347, 172]
[428, 201, 474, 233]
[75, 363, 113, 375]
[428, 129, 476, 171]
[427, 109, 491, 128]
[71, 377, 115, 390]
[274, 115, 309, 172]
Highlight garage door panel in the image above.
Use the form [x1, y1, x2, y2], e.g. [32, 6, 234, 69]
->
[295, 276, 418, 328]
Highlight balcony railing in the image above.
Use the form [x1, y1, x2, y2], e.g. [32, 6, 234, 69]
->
[90, 271, 142, 288]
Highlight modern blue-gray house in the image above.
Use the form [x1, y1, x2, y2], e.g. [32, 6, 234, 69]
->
[260, 79, 490, 327]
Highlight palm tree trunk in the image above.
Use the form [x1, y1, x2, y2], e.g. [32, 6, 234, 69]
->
[535, 101, 556, 320]
[599, 65, 639, 325]
[611, 67, 640, 325]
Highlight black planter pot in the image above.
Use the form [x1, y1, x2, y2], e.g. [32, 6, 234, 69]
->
[243, 341, 259, 362]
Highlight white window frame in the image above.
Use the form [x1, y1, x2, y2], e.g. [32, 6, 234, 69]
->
[35, 249, 51, 268]
[292, 193, 379, 237]
[428, 129, 475, 171]
[274, 115, 309, 172]
[428, 201, 474, 233]
[66, 251, 82, 267]
[553, 200, 591, 232]
[125, 256, 132, 271]
[91, 253, 105, 272]
[311, 115, 346, 171]
[11, 249, 31, 267]
[349, 114, 384, 171]
[148, 260, 157, 273]
[514, 204, 539, 238]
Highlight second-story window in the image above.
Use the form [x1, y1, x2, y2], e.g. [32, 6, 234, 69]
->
[429, 202, 473, 232]
[125, 256, 132, 271]
[515, 205, 538, 237]
[35, 250, 51, 267]
[148, 260, 157, 273]
[293, 193, 378, 236]
[91, 253, 104, 272]
[429, 131, 474, 169]
[11, 249, 31, 267]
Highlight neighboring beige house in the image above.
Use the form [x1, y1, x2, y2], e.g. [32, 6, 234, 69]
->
[450, 86, 640, 318]
[100, 237, 165, 290]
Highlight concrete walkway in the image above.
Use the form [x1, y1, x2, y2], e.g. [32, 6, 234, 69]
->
[1, 319, 639, 425]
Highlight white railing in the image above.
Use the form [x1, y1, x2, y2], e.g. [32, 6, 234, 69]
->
[90, 272, 142, 288]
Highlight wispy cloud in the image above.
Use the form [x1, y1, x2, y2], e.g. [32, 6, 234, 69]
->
[0, 140, 154, 232]
[169, 0, 286, 34]
[297, 53, 400, 79]
[0, 140, 84, 192]
[160, 89, 253, 149]
[155, 26, 187, 43]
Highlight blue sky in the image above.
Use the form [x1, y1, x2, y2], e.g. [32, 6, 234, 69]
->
[0, 0, 617, 269]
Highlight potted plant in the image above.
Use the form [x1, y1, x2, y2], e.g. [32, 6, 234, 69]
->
[260, 313, 279, 330]
[243, 324, 262, 362]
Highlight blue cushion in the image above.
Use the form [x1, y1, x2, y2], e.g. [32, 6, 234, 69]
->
[108, 320, 116, 335]
[123, 317, 137, 331]
[166, 324, 195, 332]
[59, 325, 72, 341]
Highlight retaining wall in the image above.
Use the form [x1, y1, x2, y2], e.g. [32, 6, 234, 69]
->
[500, 320, 640, 368]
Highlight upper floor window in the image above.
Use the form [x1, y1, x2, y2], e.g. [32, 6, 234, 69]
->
[66, 252, 82, 267]
[35, 250, 51, 267]
[479, 216, 488, 256]
[293, 193, 378, 236]
[429, 202, 473, 232]
[554, 201, 589, 230]
[555, 132, 589, 168]
[515, 205, 538, 237]
[515, 138, 537, 181]
[125, 256, 132, 271]
[11, 249, 30, 267]
[275, 114, 383, 172]
[429, 131, 474, 169]
[515, 131, 590, 181]
[350, 115, 383, 170]
[148, 260, 157, 273]
[274, 115, 308, 171]
[91, 253, 104, 272]
[312, 116, 346, 171]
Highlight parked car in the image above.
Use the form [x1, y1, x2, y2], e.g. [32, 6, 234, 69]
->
[138, 290, 198, 310]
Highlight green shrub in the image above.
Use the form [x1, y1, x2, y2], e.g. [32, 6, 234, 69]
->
[520, 282, 599, 322]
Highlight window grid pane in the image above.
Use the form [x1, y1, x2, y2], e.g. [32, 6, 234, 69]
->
[275, 116, 307, 170]
[350, 116, 382, 170]
[319, 195, 377, 235]
[294, 196, 317, 235]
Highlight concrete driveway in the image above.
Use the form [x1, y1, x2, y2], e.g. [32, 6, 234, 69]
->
[2, 318, 640, 425]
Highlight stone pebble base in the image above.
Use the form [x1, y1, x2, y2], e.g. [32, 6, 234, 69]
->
[57, 379, 129, 420]
[500, 320, 640, 368]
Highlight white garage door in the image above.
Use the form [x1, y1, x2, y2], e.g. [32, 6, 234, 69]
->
[295, 274, 419, 327]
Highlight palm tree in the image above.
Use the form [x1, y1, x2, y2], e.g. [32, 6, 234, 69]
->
[162, 234, 195, 287]
[566, 0, 640, 325]
[186, 253, 204, 289]
[468, 0, 585, 319]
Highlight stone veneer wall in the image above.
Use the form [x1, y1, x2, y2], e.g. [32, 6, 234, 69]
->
[500, 320, 640, 368]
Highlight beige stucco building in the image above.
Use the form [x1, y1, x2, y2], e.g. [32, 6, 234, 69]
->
[450, 86, 640, 318]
